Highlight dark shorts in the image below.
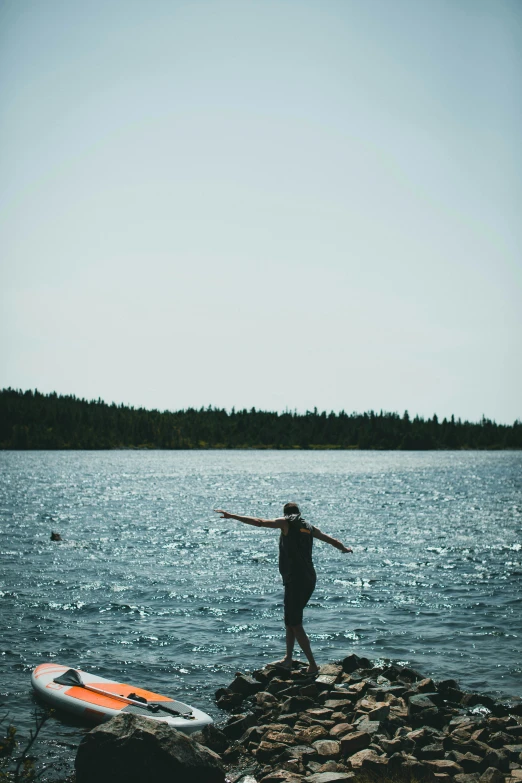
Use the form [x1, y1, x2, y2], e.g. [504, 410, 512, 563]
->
[283, 577, 316, 627]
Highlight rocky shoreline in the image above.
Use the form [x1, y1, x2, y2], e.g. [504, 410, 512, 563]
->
[74, 655, 522, 783]
[200, 654, 522, 783]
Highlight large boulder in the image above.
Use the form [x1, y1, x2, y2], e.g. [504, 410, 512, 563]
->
[75, 714, 225, 783]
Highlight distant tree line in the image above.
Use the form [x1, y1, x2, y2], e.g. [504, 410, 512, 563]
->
[0, 388, 520, 450]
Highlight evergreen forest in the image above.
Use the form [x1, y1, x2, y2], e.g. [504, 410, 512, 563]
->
[1, 388, 520, 450]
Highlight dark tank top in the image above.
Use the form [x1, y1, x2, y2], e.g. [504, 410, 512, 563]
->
[279, 514, 316, 584]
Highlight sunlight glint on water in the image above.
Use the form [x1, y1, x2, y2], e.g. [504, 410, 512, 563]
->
[1, 450, 521, 769]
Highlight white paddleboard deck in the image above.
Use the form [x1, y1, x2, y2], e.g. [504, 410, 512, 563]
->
[31, 663, 213, 734]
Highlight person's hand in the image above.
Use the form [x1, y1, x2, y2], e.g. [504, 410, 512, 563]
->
[340, 545, 353, 554]
[215, 509, 232, 519]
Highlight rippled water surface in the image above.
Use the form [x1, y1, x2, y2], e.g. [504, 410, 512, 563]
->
[1, 450, 521, 775]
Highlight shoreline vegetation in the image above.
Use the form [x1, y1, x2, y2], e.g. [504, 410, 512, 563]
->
[1, 389, 521, 451]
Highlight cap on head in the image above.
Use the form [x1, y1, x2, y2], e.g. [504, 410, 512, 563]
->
[283, 502, 300, 516]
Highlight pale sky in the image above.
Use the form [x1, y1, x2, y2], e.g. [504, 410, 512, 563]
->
[1, 0, 521, 423]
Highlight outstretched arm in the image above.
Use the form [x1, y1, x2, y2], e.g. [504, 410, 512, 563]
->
[215, 509, 285, 529]
[313, 527, 353, 553]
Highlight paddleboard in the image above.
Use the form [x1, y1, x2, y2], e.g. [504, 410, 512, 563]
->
[31, 663, 213, 734]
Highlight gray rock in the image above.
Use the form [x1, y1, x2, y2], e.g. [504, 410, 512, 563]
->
[316, 675, 338, 688]
[461, 694, 496, 711]
[259, 771, 300, 783]
[75, 713, 225, 783]
[506, 726, 522, 740]
[446, 750, 483, 772]
[406, 728, 434, 747]
[424, 759, 465, 776]
[273, 713, 296, 726]
[216, 689, 245, 710]
[411, 707, 446, 729]
[483, 748, 510, 772]
[301, 683, 321, 699]
[454, 774, 480, 783]
[323, 691, 356, 704]
[354, 718, 384, 736]
[314, 760, 340, 771]
[255, 740, 289, 762]
[323, 700, 354, 712]
[224, 712, 258, 740]
[408, 693, 441, 713]
[298, 725, 329, 744]
[380, 737, 411, 754]
[505, 745, 522, 760]
[340, 731, 371, 756]
[398, 667, 425, 683]
[221, 744, 242, 764]
[445, 687, 467, 703]
[329, 723, 354, 739]
[479, 768, 505, 783]
[341, 654, 370, 674]
[229, 673, 263, 697]
[262, 730, 298, 747]
[284, 744, 318, 762]
[267, 678, 295, 695]
[346, 748, 382, 770]
[400, 759, 437, 781]
[380, 664, 402, 681]
[281, 695, 315, 714]
[361, 752, 389, 773]
[191, 723, 229, 754]
[306, 708, 334, 720]
[416, 679, 437, 693]
[367, 684, 407, 699]
[471, 729, 490, 744]
[305, 772, 355, 782]
[437, 679, 461, 697]
[318, 664, 343, 679]
[417, 742, 445, 760]
[239, 725, 265, 747]
[312, 739, 341, 759]
[256, 691, 280, 708]
[367, 703, 390, 721]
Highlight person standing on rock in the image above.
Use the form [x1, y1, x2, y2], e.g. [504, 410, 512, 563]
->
[215, 502, 352, 675]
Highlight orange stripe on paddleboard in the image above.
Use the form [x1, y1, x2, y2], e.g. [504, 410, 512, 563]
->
[88, 682, 173, 702]
[64, 686, 127, 710]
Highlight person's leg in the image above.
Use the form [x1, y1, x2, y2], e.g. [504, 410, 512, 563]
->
[274, 625, 295, 668]
[289, 577, 317, 673]
[274, 587, 296, 668]
[277, 579, 318, 671]
[285, 625, 295, 660]
[290, 624, 318, 674]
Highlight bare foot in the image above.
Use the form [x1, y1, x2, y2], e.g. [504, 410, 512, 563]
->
[306, 665, 319, 676]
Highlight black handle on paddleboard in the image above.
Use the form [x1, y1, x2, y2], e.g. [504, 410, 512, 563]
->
[148, 703, 194, 718]
[53, 669, 193, 718]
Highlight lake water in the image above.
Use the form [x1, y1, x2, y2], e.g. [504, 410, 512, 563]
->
[1, 450, 521, 777]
